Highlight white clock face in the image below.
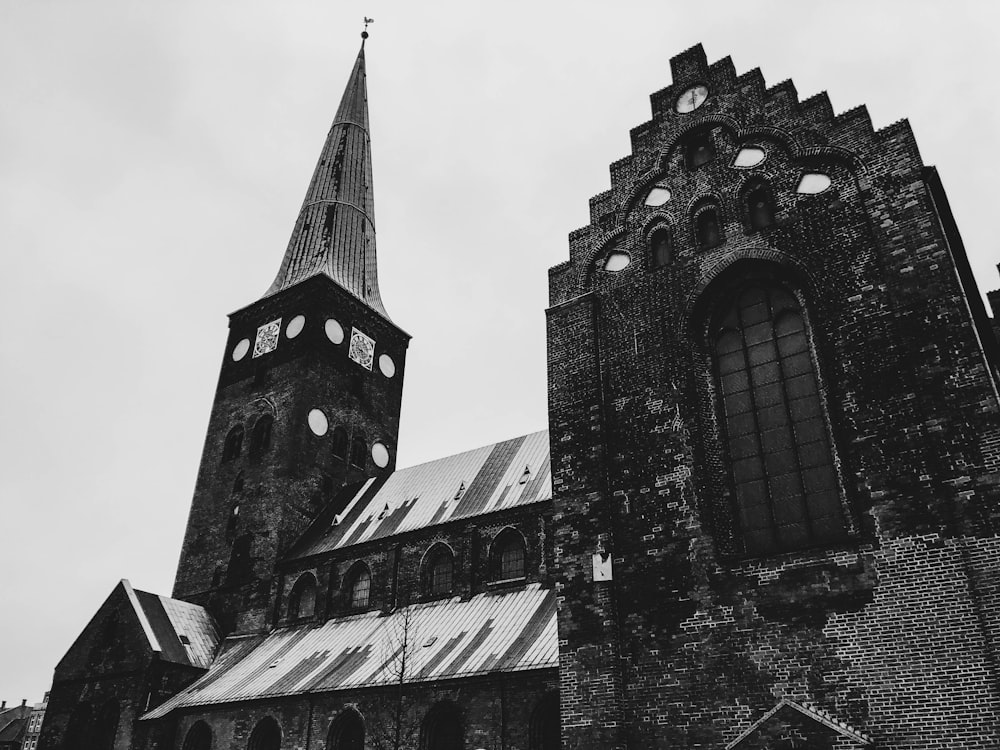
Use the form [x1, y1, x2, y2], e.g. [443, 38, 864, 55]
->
[349, 328, 375, 371]
[676, 84, 709, 114]
[253, 319, 281, 358]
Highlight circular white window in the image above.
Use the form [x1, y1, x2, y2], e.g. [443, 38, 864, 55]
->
[644, 186, 671, 207]
[604, 251, 631, 272]
[371, 442, 390, 468]
[378, 354, 396, 378]
[286, 315, 305, 339]
[325, 319, 345, 345]
[232, 338, 251, 362]
[796, 172, 832, 194]
[307, 408, 329, 436]
[733, 147, 766, 168]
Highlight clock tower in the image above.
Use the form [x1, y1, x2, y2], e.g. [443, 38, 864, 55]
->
[171, 36, 409, 635]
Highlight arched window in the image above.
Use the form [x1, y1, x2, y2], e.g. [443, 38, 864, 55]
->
[529, 694, 560, 750]
[182, 721, 213, 750]
[350, 435, 367, 468]
[648, 226, 672, 268]
[288, 572, 318, 620]
[249, 415, 274, 458]
[696, 207, 722, 250]
[420, 702, 463, 750]
[92, 700, 119, 750]
[490, 528, 526, 582]
[222, 425, 244, 462]
[331, 427, 349, 460]
[247, 717, 281, 750]
[226, 534, 253, 584]
[345, 563, 372, 609]
[713, 281, 845, 555]
[423, 544, 455, 597]
[686, 132, 715, 169]
[746, 184, 775, 230]
[327, 708, 365, 750]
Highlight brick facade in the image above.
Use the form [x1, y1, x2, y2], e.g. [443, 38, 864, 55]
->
[39, 40, 1000, 750]
[547, 43, 1000, 749]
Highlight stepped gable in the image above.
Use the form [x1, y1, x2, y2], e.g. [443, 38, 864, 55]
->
[141, 584, 557, 719]
[289, 430, 550, 559]
[548, 43, 924, 305]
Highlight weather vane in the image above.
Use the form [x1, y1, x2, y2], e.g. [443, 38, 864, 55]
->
[362, 17, 374, 39]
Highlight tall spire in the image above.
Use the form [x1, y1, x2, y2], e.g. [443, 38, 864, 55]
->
[265, 35, 388, 318]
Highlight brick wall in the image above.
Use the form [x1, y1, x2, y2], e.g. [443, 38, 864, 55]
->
[548, 43, 1000, 749]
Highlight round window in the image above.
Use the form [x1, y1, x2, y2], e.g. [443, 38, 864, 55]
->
[286, 315, 306, 339]
[371, 442, 390, 468]
[325, 319, 345, 345]
[379, 354, 396, 378]
[307, 409, 329, 436]
[232, 338, 251, 362]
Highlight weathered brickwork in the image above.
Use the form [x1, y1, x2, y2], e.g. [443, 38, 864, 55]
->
[142, 674, 556, 750]
[41, 39, 1000, 750]
[548, 43, 1000, 748]
[173, 274, 410, 636]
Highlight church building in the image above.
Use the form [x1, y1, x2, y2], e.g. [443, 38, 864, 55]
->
[37, 37, 1000, 750]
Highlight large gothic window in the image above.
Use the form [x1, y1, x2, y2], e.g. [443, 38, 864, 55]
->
[713, 282, 846, 555]
[327, 709, 365, 750]
[420, 702, 463, 750]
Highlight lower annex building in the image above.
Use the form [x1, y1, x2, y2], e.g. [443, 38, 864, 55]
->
[37, 39, 1000, 750]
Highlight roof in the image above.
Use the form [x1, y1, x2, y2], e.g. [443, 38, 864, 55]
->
[726, 699, 873, 748]
[123, 580, 220, 669]
[265, 40, 389, 319]
[291, 430, 551, 559]
[142, 583, 557, 719]
[0, 706, 28, 744]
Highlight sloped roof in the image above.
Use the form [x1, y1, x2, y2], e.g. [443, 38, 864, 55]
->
[0, 706, 28, 744]
[124, 580, 220, 669]
[726, 699, 873, 749]
[291, 430, 550, 559]
[142, 583, 557, 719]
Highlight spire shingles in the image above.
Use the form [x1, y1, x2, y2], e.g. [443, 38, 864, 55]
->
[265, 42, 388, 319]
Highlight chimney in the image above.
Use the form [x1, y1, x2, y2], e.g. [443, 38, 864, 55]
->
[1, 701, 6, 709]
[21, 699, 26, 707]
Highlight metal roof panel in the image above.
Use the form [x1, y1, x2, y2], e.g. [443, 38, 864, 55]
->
[142, 584, 556, 720]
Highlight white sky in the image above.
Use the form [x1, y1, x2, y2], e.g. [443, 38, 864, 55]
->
[2, 0, 999, 704]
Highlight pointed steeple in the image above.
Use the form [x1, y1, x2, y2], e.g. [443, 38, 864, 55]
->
[266, 37, 389, 318]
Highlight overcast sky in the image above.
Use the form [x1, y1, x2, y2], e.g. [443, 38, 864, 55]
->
[2, 0, 999, 704]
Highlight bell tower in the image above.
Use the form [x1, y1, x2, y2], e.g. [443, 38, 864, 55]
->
[172, 33, 409, 635]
